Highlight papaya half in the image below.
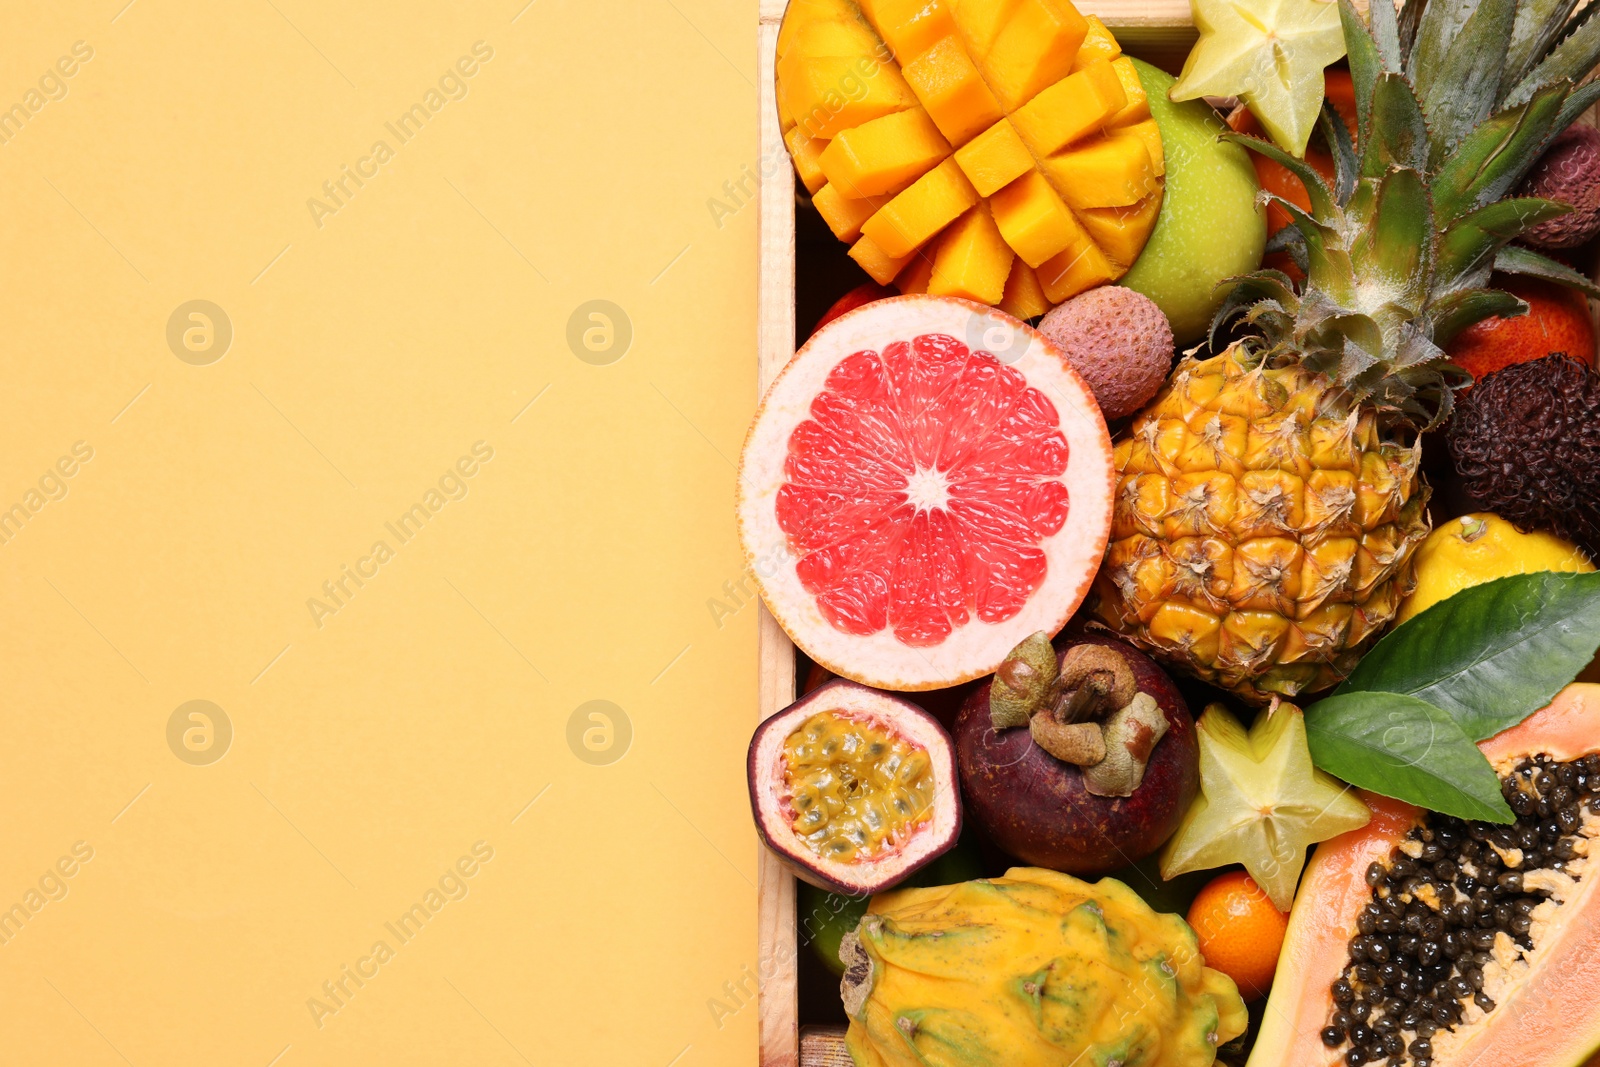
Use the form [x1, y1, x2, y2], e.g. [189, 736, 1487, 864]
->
[1250, 684, 1600, 1067]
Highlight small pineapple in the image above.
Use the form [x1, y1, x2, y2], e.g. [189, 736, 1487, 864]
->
[1096, 0, 1600, 703]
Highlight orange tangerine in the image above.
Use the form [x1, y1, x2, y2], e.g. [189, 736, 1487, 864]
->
[1186, 870, 1290, 1001]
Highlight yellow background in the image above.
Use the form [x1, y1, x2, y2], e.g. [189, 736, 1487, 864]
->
[0, 1, 760, 1063]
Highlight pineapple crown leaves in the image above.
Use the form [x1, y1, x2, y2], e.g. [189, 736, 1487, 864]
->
[1211, 0, 1600, 432]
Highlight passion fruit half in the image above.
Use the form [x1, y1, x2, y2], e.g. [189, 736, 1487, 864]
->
[747, 678, 961, 896]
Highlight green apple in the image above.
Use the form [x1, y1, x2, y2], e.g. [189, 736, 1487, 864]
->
[1121, 58, 1266, 346]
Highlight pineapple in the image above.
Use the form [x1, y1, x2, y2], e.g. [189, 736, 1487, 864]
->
[1095, 0, 1600, 703]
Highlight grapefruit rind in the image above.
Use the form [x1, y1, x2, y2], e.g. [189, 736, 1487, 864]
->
[746, 678, 962, 896]
[737, 294, 1114, 691]
[1248, 684, 1600, 1067]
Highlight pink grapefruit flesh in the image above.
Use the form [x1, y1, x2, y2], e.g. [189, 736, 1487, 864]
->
[738, 295, 1113, 691]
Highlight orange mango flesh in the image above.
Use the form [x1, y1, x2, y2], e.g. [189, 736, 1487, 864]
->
[927, 203, 1014, 304]
[903, 35, 1005, 145]
[778, 0, 1164, 311]
[818, 106, 952, 197]
[1254, 684, 1600, 1067]
[999, 258, 1050, 320]
[782, 710, 937, 864]
[954, 118, 1034, 197]
[813, 184, 894, 242]
[860, 156, 979, 259]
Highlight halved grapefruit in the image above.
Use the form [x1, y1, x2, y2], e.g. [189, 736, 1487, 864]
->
[738, 295, 1113, 691]
[1250, 684, 1600, 1067]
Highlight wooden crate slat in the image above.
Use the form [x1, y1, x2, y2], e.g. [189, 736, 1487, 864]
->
[756, 10, 800, 1067]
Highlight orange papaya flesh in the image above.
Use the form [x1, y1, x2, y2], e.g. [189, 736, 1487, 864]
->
[1249, 684, 1600, 1067]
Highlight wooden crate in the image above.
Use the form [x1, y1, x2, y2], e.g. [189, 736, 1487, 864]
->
[750, 7, 1600, 1065]
[753, 4, 1199, 1064]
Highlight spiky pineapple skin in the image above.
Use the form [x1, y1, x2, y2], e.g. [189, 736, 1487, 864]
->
[1094, 344, 1429, 704]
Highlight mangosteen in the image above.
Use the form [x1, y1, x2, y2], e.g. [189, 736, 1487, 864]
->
[747, 678, 962, 896]
[1448, 353, 1600, 558]
[954, 632, 1199, 876]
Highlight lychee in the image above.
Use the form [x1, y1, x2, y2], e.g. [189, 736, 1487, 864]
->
[1518, 124, 1600, 250]
[1037, 286, 1174, 420]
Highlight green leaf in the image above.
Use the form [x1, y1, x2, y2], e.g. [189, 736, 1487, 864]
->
[1555, 78, 1600, 134]
[1267, 195, 1355, 303]
[1336, 571, 1600, 740]
[1421, 0, 1516, 165]
[1361, 73, 1429, 179]
[1494, 243, 1600, 298]
[1507, 2, 1600, 107]
[1209, 270, 1299, 348]
[1435, 197, 1572, 290]
[1408, 0, 1479, 104]
[1305, 692, 1515, 823]
[1225, 131, 1339, 218]
[1366, 0, 1402, 72]
[1340, 0, 1383, 146]
[1505, 0, 1583, 93]
[1351, 168, 1431, 310]
[1321, 103, 1358, 204]
[1431, 84, 1566, 225]
[1426, 287, 1526, 346]
[1266, 224, 1310, 276]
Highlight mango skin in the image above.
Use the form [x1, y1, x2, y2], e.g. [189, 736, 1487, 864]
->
[1120, 59, 1265, 345]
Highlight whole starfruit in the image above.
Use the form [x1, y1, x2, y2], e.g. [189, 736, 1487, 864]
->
[840, 867, 1246, 1067]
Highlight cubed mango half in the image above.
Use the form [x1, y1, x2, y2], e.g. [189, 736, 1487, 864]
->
[813, 184, 895, 241]
[860, 0, 958, 63]
[954, 119, 1033, 197]
[860, 156, 980, 257]
[850, 232, 919, 284]
[782, 56, 917, 139]
[1038, 236, 1117, 302]
[819, 107, 951, 196]
[778, 0, 1164, 314]
[978, 0, 1089, 110]
[1044, 132, 1156, 210]
[989, 170, 1084, 268]
[902, 35, 1005, 146]
[1010, 59, 1125, 156]
[999, 259, 1051, 320]
[928, 204, 1015, 304]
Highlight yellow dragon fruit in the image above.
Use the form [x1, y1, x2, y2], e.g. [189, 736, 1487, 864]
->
[840, 867, 1246, 1067]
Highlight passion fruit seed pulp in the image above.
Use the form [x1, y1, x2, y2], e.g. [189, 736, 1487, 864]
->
[783, 711, 936, 864]
[1322, 754, 1600, 1067]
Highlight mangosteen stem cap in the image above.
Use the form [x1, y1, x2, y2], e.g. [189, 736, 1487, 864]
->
[1082, 693, 1169, 797]
[1029, 717, 1107, 764]
[1049, 645, 1138, 724]
[989, 631, 1060, 730]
